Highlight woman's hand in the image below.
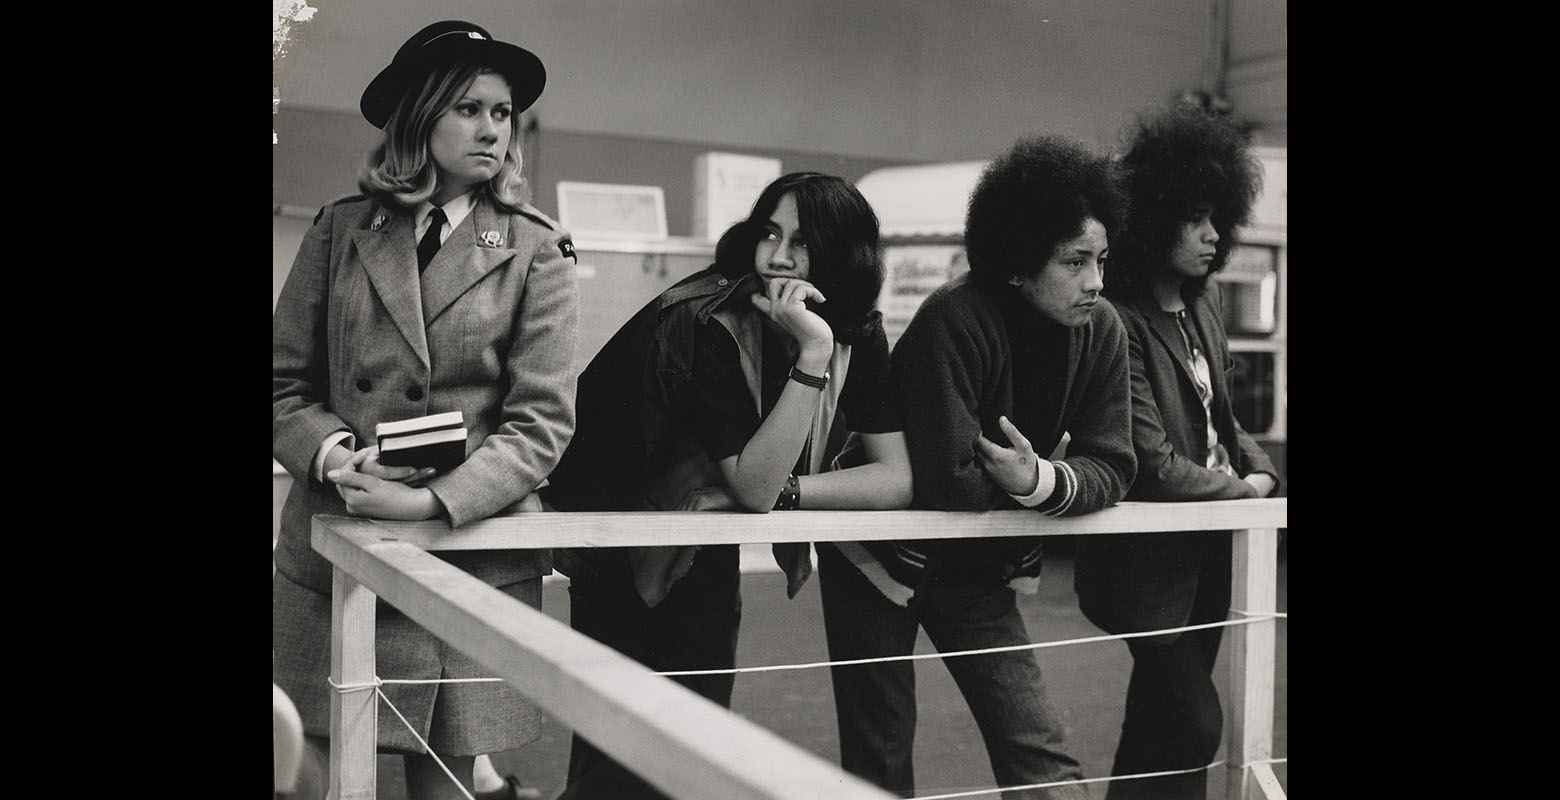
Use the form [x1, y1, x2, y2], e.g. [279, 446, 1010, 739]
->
[973, 416, 1044, 496]
[327, 467, 444, 520]
[751, 278, 833, 356]
[350, 446, 439, 487]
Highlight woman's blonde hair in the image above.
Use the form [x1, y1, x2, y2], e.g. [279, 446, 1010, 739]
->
[357, 61, 527, 213]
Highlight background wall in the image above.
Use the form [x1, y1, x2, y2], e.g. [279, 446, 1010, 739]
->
[273, 0, 1287, 230]
[271, 0, 1289, 525]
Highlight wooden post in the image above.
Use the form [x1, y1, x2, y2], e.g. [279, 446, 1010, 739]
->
[1226, 527, 1282, 800]
[329, 565, 378, 800]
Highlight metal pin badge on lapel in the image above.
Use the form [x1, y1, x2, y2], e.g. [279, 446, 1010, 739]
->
[479, 230, 504, 247]
[371, 214, 387, 231]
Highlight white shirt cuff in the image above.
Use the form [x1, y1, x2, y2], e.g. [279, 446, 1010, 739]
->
[1008, 459, 1056, 507]
[312, 431, 356, 483]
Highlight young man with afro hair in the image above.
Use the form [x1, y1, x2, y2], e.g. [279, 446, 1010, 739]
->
[1075, 105, 1282, 800]
[815, 133, 1137, 800]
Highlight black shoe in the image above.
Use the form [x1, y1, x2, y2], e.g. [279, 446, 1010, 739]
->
[475, 774, 542, 800]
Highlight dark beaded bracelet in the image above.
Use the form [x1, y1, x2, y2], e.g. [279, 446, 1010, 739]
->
[788, 365, 828, 390]
[773, 472, 801, 510]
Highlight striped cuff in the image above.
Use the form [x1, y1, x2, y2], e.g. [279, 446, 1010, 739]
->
[1009, 458, 1057, 507]
[1035, 462, 1079, 515]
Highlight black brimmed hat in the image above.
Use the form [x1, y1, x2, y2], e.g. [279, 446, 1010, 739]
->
[359, 20, 546, 130]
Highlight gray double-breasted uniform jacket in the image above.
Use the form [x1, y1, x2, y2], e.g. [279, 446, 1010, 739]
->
[272, 193, 579, 594]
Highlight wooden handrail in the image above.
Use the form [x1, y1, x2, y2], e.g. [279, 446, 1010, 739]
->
[310, 497, 1287, 551]
[311, 498, 1287, 800]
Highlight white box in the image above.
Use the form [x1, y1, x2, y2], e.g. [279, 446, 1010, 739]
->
[691, 152, 782, 242]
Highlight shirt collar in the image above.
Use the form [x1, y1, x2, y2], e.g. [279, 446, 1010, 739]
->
[415, 191, 478, 235]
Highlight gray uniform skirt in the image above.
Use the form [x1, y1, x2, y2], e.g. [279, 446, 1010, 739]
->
[272, 569, 544, 756]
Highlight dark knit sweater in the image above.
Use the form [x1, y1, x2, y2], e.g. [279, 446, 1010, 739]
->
[841, 273, 1136, 601]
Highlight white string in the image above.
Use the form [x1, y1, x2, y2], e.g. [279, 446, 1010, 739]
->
[325, 675, 477, 800]
[321, 612, 1287, 799]
[906, 754, 1291, 797]
[657, 610, 1287, 677]
[1232, 607, 1288, 619]
[329, 671, 1287, 800]
[325, 676, 381, 693]
[373, 685, 477, 800]
[910, 760, 1231, 800]
[330, 613, 1285, 683]
[378, 677, 504, 685]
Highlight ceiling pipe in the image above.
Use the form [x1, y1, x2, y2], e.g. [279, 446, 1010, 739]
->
[1209, 0, 1231, 98]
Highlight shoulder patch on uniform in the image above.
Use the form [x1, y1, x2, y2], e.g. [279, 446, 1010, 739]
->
[559, 238, 577, 263]
[314, 193, 367, 225]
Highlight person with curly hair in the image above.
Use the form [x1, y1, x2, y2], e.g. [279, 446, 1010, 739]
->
[817, 133, 1136, 800]
[1074, 105, 1281, 800]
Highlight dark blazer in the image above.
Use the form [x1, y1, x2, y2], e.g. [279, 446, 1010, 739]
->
[272, 194, 579, 594]
[1074, 284, 1278, 640]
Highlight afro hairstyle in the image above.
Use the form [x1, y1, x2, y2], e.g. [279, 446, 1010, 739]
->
[1104, 105, 1263, 301]
[963, 133, 1127, 289]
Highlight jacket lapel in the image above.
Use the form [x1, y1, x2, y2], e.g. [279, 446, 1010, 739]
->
[1190, 291, 1231, 415]
[421, 199, 515, 324]
[350, 213, 430, 367]
[1136, 294, 1200, 395]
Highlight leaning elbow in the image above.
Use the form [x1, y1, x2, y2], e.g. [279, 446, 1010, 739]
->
[735, 491, 774, 513]
[878, 474, 914, 509]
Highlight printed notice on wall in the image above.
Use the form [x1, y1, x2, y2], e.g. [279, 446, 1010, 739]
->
[692, 152, 782, 242]
[878, 244, 969, 348]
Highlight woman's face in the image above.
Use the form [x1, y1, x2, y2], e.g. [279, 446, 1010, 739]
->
[1011, 217, 1108, 328]
[1168, 205, 1220, 280]
[753, 192, 811, 285]
[428, 72, 513, 201]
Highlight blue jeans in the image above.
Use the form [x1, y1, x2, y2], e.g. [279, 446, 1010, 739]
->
[818, 544, 1088, 800]
[558, 544, 741, 800]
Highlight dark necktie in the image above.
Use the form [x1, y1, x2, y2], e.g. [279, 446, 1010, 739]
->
[417, 207, 447, 273]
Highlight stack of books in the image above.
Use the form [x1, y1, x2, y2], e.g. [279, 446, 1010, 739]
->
[375, 411, 468, 472]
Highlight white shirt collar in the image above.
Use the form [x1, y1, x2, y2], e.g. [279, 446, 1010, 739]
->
[415, 191, 478, 241]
